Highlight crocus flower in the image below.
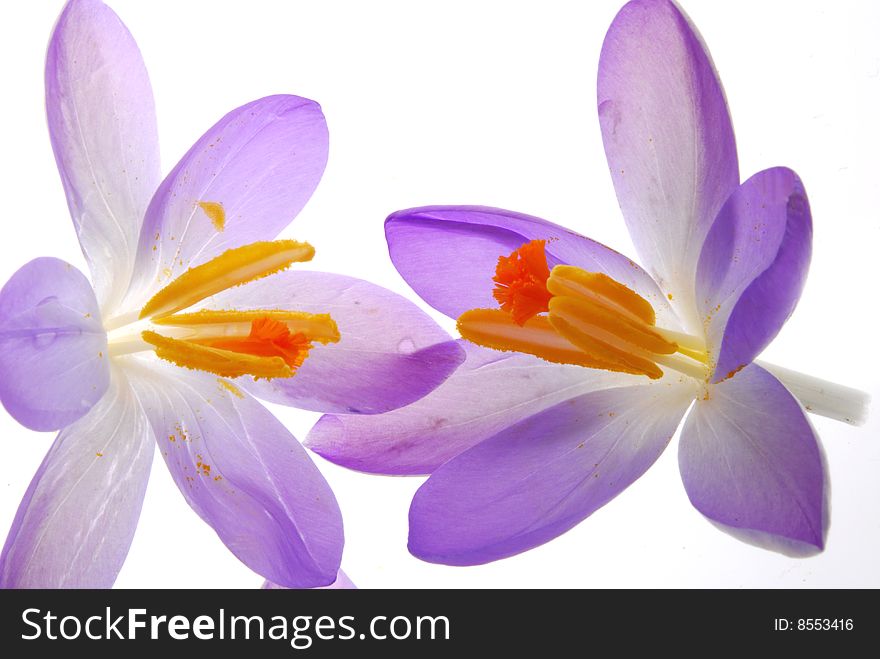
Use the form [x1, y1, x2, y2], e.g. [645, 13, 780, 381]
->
[263, 570, 356, 590]
[0, 0, 461, 588]
[308, 0, 869, 565]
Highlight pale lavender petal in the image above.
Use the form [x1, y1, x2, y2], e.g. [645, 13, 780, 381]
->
[201, 271, 464, 414]
[598, 0, 739, 329]
[262, 569, 356, 590]
[385, 205, 676, 327]
[47, 0, 160, 314]
[0, 370, 153, 588]
[408, 381, 695, 565]
[126, 95, 328, 306]
[697, 168, 812, 382]
[125, 360, 342, 588]
[307, 341, 639, 475]
[0, 258, 109, 431]
[679, 364, 827, 556]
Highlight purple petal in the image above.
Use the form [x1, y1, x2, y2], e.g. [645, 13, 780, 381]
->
[598, 0, 739, 328]
[200, 270, 464, 414]
[262, 569, 356, 590]
[0, 258, 109, 431]
[46, 0, 160, 314]
[697, 168, 812, 382]
[408, 381, 694, 565]
[127, 95, 328, 306]
[679, 364, 827, 556]
[0, 371, 153, 588]
[125, 361, 343, 587]
[307, 340, 639, 475]
[385, 205, 676, 326]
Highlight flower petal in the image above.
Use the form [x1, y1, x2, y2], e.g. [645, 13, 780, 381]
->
[0, 369, 153, 588]
[46, 0, 160, 314]
[697, 168, 812, 382]
[386, 205, 675, 325]
[262, 569, 356, 590]
[126, 95, 329, 307]
[679, 364, 827, 556]
[200, 270, 465, 414]
[598, 0, 739, 328]
[125, 360, 343, 587]
[408, 381, 695, 565]
[0, 258, 109, 431]
[307, 340, 640, 475]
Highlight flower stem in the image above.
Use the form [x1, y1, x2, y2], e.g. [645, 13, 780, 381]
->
[758, 360, 870, 426]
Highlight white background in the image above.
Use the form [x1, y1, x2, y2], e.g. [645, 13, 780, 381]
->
[1, 0, 878, 588]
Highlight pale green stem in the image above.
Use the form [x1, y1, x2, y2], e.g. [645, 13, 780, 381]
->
[759, 361, 870, 427]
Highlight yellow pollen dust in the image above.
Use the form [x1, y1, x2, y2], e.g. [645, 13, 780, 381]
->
[198, 201, 226, 231]
[218, 379, 245, 398]
[457, 240, 708, 380]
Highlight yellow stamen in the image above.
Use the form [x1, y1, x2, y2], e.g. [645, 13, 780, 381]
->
[548, 296, 676, 357]
[154, 309, 340, 344]
[547, 266, 655, 326]
[456, 240, 711, 380]
[198, 201, 226, 231]
[457, 308, 651, 375]
[142, 330, 293, 380]
[547, 299, 664, 379]
[140, 240, 314, 320]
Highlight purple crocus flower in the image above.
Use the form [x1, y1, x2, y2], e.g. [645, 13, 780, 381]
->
[308, 0, 869, 565]
[263, 569, 356, 590]
[0, 0, 461, 588]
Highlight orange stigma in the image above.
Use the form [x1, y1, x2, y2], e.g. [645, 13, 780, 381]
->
[196, 317, 312, 371]
[492, 239, 553, 325]
[459, 240, 709, 380]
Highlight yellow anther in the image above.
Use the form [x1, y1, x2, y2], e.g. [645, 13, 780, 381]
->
[547, 266, 656, 326]
[154, 309, 340, 344]
[547, 298, 664, 379]
[140, 240, 314, 320]
[457, 308, 647, 375]
[547, 296, 676, 357]
[142, 330, 293, 380]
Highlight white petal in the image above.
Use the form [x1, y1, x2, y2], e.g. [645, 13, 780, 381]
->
[46, 0, 161, 314]
[0, 368, 154, 587]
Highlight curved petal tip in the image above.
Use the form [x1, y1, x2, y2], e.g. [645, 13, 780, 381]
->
[0, 258, 109, 431]
[697, 167, 812, 383]
[680, 364, 827, 555]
